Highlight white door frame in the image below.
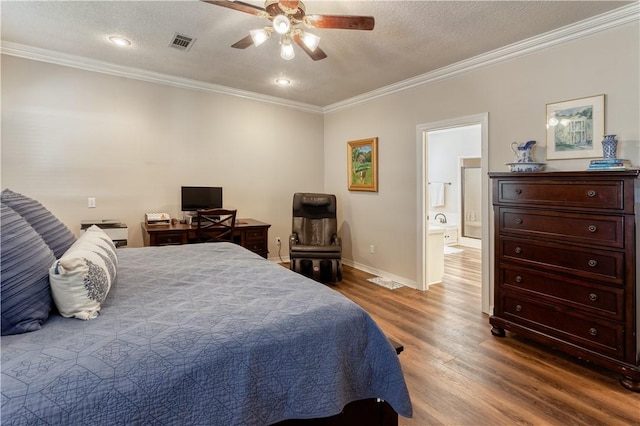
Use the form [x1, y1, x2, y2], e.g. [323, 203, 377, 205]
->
[416, 113, 491, 314]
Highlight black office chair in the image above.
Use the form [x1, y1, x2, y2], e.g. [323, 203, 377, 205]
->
[196, 209, 237, 243]
[289, 193, 342, 283]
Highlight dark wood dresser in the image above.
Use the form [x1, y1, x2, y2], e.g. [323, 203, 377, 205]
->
[489, 170, 639, 391]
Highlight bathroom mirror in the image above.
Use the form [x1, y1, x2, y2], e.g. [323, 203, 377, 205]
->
[461, 158, 481, 239]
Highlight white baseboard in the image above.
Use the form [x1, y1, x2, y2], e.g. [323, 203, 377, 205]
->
[342, 259, 417, 289]
[269, 255, 290, 263]
[269, 256, 417, 289]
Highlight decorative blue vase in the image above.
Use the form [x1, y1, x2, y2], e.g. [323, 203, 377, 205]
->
[602, 134, 618, 159]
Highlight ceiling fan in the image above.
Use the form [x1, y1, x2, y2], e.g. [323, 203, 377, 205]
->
[202, 0, 375, 61]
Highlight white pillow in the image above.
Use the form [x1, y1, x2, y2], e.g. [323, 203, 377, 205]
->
[49, 225, 117, 319]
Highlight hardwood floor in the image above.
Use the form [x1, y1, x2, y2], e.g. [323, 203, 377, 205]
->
[326, 247, 640, 426]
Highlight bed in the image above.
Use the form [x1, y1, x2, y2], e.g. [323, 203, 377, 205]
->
[1, 192, 412, 425]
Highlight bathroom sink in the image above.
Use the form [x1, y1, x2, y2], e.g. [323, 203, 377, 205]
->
[430, 222, 457, 229]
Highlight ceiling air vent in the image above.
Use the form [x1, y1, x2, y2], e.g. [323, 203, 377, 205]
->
[169, 33, 196, 52]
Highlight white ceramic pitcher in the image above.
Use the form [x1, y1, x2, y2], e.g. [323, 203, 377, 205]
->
[511, 140, 536, 163]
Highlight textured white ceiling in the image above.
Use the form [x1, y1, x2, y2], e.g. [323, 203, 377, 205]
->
[0, 1, 634, 107]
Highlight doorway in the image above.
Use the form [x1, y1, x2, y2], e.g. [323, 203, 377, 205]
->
[416, 113, 491, 314]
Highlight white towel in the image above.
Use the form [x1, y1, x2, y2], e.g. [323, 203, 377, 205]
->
[430, 182, 445, 207]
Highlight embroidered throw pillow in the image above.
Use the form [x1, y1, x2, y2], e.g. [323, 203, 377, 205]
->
[1, 203, 56, 335]
[49, 225, 118, 320]
[1, 188, 76, 258]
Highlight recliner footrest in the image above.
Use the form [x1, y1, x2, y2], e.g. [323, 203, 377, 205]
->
[291, 258, 341, 283]
[290, 245, 341, 253]
[290, 253, 341, 260]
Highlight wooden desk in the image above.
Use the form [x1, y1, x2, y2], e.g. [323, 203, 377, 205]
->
[142, 218, 271, 258]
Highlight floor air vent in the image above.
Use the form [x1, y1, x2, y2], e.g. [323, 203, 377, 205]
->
[367, 277, 404, 290]
[170, 33, 195, 51]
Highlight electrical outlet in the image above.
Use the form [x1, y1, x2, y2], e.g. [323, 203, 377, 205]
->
[369, 244, 375, 254]
[88, 197, 96, 208]
[276, 237, 281, 245]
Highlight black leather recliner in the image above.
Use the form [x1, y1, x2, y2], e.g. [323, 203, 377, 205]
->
[289, 193, 342, 283]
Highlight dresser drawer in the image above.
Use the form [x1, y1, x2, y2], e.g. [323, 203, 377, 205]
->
[238, 228, 267, 257]
[499, 208, 625, 248]
[151, 232, 187, 246]
[244, 229, 266, 243]
[500, 265, 624, 320]
[500, 293, 625, 359]
[244, 241, 266, 252]
[494, 179, 626, 212]
[500, 237, 624, 285]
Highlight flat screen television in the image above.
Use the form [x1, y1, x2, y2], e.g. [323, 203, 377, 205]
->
[181, 186, 223, 212]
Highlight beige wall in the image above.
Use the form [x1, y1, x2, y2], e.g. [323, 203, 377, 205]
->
[1, 56, 325, 251]
[324, 22, 639, 284]
[2, 21, 638, 282]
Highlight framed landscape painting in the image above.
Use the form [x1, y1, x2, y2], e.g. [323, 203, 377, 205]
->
[546, 94, 605, 160]
[347, 137, 378, 192]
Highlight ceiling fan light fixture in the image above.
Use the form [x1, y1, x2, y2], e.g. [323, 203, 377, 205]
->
[272, 14, 291, 35]
[206, 0, 376, 61]
[300, 31, 320, 52]
[280, 37, 295, 60]
[249, 28, 271, 47]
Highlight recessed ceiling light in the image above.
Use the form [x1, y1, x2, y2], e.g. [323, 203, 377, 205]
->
[275, 78, 291, 86]
[108, 36, 131, 47]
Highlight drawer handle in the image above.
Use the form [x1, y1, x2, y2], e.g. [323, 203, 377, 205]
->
[515, 275, 523, 283]
[588, 225, 597, 233]
[588, 259, 598, 267]
[589, 293, 598, 302]
[515, 305, 522, 312]
[515, 218, 523, 225]
[589, 327, 598, 336]
[514, 247, 522, 254]
[587, 190, 597, 198]
[515, 188, 523, 195]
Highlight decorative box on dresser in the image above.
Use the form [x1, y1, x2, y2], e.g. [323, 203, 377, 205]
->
[489, 170, 640, 391]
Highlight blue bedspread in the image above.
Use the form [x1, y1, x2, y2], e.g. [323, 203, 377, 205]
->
[1, 242, 412, 425]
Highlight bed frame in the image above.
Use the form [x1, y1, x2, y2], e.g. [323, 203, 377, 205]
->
[276, 338, 404, 426]
[275, 399, 398, 426]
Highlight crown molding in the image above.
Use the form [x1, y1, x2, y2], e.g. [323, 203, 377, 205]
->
[0, 42, 324, 115]
[1, 3, 637, 115]
[323, 2, 640, 114]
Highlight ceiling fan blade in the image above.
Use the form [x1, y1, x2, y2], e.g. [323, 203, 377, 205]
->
[231, 34, 254, 49]
[293, 34, 327, 61]
[201, 0, 266, 16]
[304, 15, 375, 30]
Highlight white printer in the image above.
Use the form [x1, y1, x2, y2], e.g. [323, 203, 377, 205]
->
[80, 219, 128, 247]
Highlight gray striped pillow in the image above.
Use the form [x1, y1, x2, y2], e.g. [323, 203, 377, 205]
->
[1, 189, 76, 258]
[1, 203, 56, 335]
